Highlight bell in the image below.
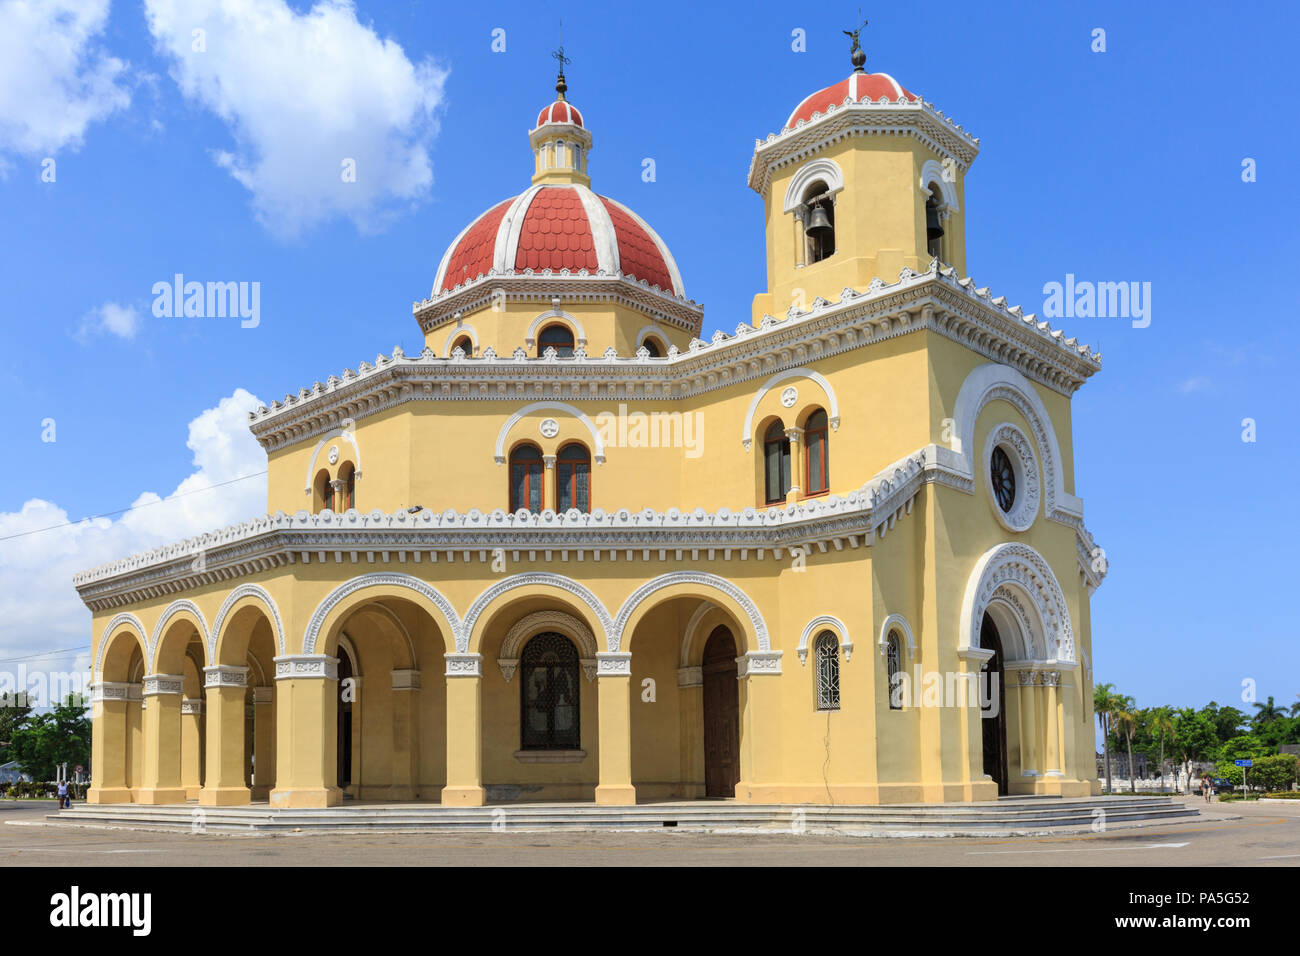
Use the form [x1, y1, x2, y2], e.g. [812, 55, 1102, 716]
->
[926, 203, 945, 242]
[805, 204, 833, 240]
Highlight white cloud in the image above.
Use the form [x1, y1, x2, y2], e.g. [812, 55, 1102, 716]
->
[144, 0, 448, 237]
[0, 0, 132, 161]
[0, 389, 267, 684]
[1177, 376, 1211, 394]
[75, 301, 140, 342]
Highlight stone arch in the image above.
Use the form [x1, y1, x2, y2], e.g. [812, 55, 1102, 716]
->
[959, 543, 1074, 664]
[460, 572, 612, 655]
[524, 309, 587, 349]
[741, 368, 840, 450]
[497, 609, 599, 683]
[877, 612, 917, 659]
[614, 572, 769, 655]
[782, 157, 845, 213]
[443, 323, 479, 357]
[634, 324, 670, 354]
[303, 573, 460, 657]
[919, 159, 959, 213]
[302, 428, 362, 494]
[95, 613, 147, 681]
[210, 584, 286, 663]
[952, 363, 1082, 523]
[798, 614, 853, 665]
[150, 600, 210, 675]
[494, 401, 606, 464]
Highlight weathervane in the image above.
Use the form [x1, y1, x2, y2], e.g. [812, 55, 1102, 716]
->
[843, 13, 868, 73]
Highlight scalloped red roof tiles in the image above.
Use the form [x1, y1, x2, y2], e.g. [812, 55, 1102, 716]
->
[600, 197, 672, 291]
[513, 187, 598, 273]
[440, 198, 512, 293]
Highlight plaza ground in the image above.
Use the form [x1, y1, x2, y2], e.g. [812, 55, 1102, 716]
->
[0, 796, 1296, 866]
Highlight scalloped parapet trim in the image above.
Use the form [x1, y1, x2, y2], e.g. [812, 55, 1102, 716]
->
[255, 260, 1100, 426]
[415, 267, 705, 311]
[768, 93, 979, 147]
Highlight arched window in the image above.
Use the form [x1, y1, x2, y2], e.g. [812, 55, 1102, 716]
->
[509, 444, 544, 513]
[572, 144, 582, 171]
[338, 461, 356, 511]
[814, 631, 840, 711]
[763, 420, 791, 504]
[925, 186, 945, 262]
[886, 631, 904, 710]
[450, 335, 472, 356]
[538, 324, 575, 357]
[520, 632, 580, 750]
[804, 408, 829, 496]
[802, 182, 835, 264]
[642, 337, 663, 358]
[314, 468, 333, 514]
[556, 443, 591, 513]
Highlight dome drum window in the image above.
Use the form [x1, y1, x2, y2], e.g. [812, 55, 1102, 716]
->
[982, 422, 1041, 533]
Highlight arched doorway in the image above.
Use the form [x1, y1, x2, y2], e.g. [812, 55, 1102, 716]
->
[980, 612, 1008, 796]
[336, 645, 355, 793]
[702, 626, 740, 799]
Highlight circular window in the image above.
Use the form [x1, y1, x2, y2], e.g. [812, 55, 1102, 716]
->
[982, 423, 1040, 532]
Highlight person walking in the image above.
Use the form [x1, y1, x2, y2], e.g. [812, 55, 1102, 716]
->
[1201, 774, 1212, 802]
[56, 778, 69, 810]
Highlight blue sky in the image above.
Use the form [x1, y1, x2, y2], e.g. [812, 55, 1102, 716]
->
[0, 0, 1295, 718]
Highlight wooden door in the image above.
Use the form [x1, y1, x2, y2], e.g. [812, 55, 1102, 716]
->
[702, 627, 740, 799]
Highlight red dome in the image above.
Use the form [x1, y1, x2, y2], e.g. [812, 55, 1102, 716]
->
[785, 71, 918, 130]
[434, 184, 684, 297]
[536, 99, 584, 128]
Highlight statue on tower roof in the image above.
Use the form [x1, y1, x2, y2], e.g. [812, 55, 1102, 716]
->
[843, 17, 868, 73]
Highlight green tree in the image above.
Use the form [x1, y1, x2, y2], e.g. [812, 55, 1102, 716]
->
[1094, 683, 1122, 792]
[1212, 735, 1272, 788]
[8, 695, 90, 783]
[1289, 695, 1300, 718]
[0, 692, 34, 763]
[1203, 702, 1248, 744]
[1113, 698, 1140, 793]
[1148, 706, 1176, 791]
[1252, 695, 1285, 730]
[1249, 754, 1299, 793]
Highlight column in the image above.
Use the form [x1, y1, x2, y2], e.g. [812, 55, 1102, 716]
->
[734, 651, 784, 803]
[594, 653, 635, 806]
[86, 682, 137, 804]
[269, 655, 341, 808]
[137, 674, 187, 804]
[200, 665, 252, 806]
[956, 647, 997, 800]
[784, 426, 803, 504]
[252, 686, 275, 798]
[442, 653, 485, 806]
[1043, 671, 1063, 776]
[1017, 670, 1040, 783]
[390, 669, 421, 800]
[180, 696, 205, 799]
[677, 667, 704, 798]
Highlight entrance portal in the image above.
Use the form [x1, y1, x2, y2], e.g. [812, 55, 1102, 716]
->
[980, 612, 1008, 795]
[701, 626, 740, 799]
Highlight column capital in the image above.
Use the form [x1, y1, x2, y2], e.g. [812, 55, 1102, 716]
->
[784, 426, 804, 443]
[142, 674, 184, 696]
[444, 653, 482, 678]
[595, 652, 632, 677]
[273, 655, 339, 681]
[736, 650, 783, 677]
[91, 681, 142, 703]
[204, 664, 248, 688]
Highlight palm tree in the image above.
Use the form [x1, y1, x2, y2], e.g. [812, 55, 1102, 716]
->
[1094, 683, 1121, 793]
[1113, 699, 1139, 794]
[1289, 695, 1300, 718]
[1253, 696, 1284, 728]
[1149, 706, 1176, 792]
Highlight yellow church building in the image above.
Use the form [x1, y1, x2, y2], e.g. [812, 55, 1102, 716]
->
[76, 41, 1107, 810]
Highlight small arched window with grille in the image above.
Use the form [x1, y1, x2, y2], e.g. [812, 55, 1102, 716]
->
[814, 631, 840, 711]
[450, 335, 472, 356]
[538, 323, 575, 357]
[520, 632, 581, 750]
[509, 444, 544, 513]
[763, 419, 791, 504]
[886, 631, 904, 710]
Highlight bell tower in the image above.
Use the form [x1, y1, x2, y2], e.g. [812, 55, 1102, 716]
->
[530, 47, 592, 188]
[748, 23, 979, 322]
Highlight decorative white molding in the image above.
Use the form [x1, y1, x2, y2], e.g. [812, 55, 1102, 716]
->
[180, 696, 205, 714]
[143, 673, 184, 696]
[274, 655, 339, 680]
[595, 652, 632, 676]
[301, 428, 362, 494]
[444, 653, 483, 678]
[736, 650, 783, 677]
[983, 421, 1041, 532]
[94, 613, 147, 681]
[524, 309, 588, 349]
[919, 159, 960, 213]
[877, 613, 916, 658]
[203, 665, 248, 688]
[633, 324, 670, 353]
[493, 401, 606, 464]
[441, 323, 479, 357]
[782, 157, 846, 213]
[959, 543, 1075, 664]
[741, 367, 840, 449]
[91, 681, 142, 703]
[612, 571, 768, 653]
[798, 615, 852, 665]
[302, 573, 459, 656]
[461, 572, 612, 655]
[209, 583, 287, 662]
[498, 610, 599, 682]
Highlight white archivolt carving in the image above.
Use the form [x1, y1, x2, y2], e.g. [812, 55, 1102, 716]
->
[877, 613, 917, 658]
[302, 428, 362, 493]
[148, 600, 210, 674]
[303, 573, 460, 656]
[524, 309, 587, 346]
[441, 323, 479, 357]
[493, 401, 606, 463]
[612, 572, 768, 653]
[782, 157, 845, 213]
[498, 610, 599, 682]
[951, 363, 1081, 523]
[983, 421, 1041, 533]
[460, 573, 613, 655]
[919, 159, 959, 213]
[959, 543, 1074, 664]
[798, 614, 854, 666]
[210, 584, 287, 662]
[741, 367, 840, 449]
[95, 612, 148, 680]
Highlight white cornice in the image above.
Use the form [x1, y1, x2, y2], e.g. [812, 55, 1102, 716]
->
[255, 263, 1100, 455]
